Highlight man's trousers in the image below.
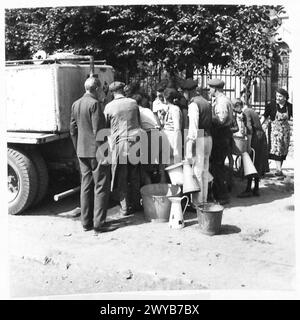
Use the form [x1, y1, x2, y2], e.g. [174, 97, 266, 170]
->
[210, 128, 232, 201]
[78, 157, 110, 229]
[191, 135, 213, 205]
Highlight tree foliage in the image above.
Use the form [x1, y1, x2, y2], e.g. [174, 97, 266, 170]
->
[5, 4, 286, 82]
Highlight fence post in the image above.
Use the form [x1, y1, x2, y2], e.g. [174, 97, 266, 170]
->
[271, 62, 279, 104]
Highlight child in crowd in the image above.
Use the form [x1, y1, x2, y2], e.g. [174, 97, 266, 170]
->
[152, 85, 167, 127]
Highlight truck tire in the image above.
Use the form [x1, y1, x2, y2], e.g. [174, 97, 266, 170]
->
[7, 148, 38, 215]
[30, 150, 49, 207]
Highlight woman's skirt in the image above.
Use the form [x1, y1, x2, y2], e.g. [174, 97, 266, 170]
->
[269, 119, 290, 161]
[251, 129, 269, 177]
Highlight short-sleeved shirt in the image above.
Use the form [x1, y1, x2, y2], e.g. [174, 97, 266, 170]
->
[152, 98, 167, 113]
[139, 106, 160, 131]
[163, 104, 182, 131]
[212, 93, 233, 127]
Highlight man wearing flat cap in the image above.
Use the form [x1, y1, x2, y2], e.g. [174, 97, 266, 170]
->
[184, 79, 213, 205]
[179, 78, 196, 130]
[208, 78, 233, 204]
[104, 81, 142, 216]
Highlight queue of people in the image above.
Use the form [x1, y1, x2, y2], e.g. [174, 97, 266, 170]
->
[70, 75, 293, 234]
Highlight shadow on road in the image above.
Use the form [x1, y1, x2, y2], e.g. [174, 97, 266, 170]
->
[224, 171, 294, 209]
[286, 204, 294, 211]
[24, 194, 148, 229]
[22, 167, 293, 225]
[219, 224, 241, 235]
[184, 216, 241, 235]
[24, 193, 80, 217]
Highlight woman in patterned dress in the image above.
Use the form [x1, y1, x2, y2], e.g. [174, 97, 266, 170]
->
[261, 88, 293, 176]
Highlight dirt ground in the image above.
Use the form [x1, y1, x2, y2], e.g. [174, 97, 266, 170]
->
[8, 156, 295, 299]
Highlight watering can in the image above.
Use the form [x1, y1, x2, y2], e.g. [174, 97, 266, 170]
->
[168, 196, 189, 229]
[182, 159, 201, 194]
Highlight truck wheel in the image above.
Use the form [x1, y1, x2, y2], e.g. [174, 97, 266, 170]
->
[30, 151, 49, 207]
[7, 148, 38, 215]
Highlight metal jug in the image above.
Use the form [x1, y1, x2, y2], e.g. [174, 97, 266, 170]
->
[242, 151, 258, 177]
[168, 196, 189, 229]
[182, 159, 201, 194]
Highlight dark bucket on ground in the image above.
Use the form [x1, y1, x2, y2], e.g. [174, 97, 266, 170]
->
[196, 203, 224, 236]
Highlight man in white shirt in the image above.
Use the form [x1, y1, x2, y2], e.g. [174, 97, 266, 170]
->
[132, 94, 161, 184]
[184, 79, 213, 205]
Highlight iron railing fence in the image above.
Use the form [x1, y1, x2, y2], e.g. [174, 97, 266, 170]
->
[121, 65, 291, 115]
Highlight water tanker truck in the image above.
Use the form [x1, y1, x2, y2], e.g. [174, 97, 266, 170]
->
[6, 55, 114, 215]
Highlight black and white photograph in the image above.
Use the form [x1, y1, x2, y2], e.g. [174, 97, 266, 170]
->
[0, 0, 299, 300]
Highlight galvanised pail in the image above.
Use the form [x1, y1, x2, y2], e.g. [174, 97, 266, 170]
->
[140, 183, 181, 222]
[197, 203, 224, 236]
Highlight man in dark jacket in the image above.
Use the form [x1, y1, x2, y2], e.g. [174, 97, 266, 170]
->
[70, 76, 115, 234]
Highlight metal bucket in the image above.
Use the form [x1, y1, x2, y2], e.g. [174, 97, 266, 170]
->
[140, 183, 181, 222]
[232, 136, 248, 155]
[196, 203, 224, 236]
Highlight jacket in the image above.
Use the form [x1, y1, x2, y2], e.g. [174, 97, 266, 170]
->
[70, 93, 105, 158]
